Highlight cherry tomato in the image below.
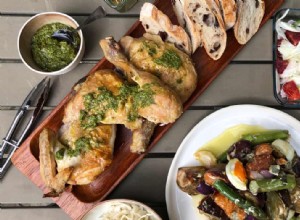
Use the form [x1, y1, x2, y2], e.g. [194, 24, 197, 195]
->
[285, 30, 300, 46]
[282, 81, 300, 101]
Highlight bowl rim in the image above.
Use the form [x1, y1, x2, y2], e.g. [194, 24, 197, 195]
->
[81, 198, 163, 220]
[17, 11, 84, 75]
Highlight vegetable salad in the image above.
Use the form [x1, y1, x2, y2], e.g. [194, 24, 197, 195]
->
[177, 130, 300, 220]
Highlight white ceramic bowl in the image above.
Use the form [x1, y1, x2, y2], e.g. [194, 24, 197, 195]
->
[81, 199, 162, 220]
[18, 12, 85, 75]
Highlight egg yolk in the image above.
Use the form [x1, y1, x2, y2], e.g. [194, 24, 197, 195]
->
[233, 161, 247, 183]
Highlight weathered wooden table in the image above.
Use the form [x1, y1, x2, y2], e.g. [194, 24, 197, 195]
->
[0, 0, 299, 219]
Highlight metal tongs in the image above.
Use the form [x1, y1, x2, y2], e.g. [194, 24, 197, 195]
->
[0, 77, 51, 179]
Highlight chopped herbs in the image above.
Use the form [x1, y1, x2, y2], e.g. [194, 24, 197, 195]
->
[80, 83, 155, 128]
[66, 137, 91, 157]
[292, 20, 300, 28]
[154, 50, 182, 69]
[31, 22, 80, 71]
[142, 41, 158, 56]
[55, 148, 65, 160]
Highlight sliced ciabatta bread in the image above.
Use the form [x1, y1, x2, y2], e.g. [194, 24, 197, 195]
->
[171, 0, 202, 53]
[184, 0, 227, 60]
[140, 2, 192, 54]
[234, 0, 265, 45]
[171, 0, 186, 27]
[217, 0, 237, 30]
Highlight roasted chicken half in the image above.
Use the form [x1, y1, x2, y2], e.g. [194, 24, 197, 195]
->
[39, 35, 191, 195]
[119, 34, 197, 151]
[120, 33, 197, 103]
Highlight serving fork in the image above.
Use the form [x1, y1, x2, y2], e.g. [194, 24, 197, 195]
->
[0, 77, 51, 179]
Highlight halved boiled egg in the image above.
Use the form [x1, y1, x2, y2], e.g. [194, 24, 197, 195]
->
[226, 158, 248, 191]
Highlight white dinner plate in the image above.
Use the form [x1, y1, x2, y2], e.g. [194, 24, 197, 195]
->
[165, 104, 300, 220]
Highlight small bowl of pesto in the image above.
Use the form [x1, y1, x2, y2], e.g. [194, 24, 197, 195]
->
[18, 12, 85, 75]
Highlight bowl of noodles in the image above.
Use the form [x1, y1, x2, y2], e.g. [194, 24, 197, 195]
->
[81, 199, 162, 220]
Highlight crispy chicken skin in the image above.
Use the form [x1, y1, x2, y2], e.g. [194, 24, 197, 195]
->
[63, 70, 143, 130]
[39, 123, 116, 195]
[120, 33, 197, 103]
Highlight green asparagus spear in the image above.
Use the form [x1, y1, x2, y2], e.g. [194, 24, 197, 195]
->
[217, 150, 228, 163]
[242, 130, 289, 145]
[213, 180, 267, 219]
[249, 175, 296, 195]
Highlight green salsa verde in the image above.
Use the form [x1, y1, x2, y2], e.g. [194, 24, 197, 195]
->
[80, 83, 155, 129]
[55, 136, 103, 160]
[31, 22, 80, 72]
[55, 83, 155, 160]
[141, 40, 182, 69]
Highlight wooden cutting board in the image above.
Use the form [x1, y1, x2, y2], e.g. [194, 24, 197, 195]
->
[12, 0, 284, 219]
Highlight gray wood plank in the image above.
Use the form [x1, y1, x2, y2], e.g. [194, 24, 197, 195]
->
[2, 108, 300, 204]
[193, 64, 277, 106]
[0, 63, 278, 106]
[0, 0, 153, 15]
[0, 209, 70, 220]
[0, 16, 136, 60]
[282, 0, 300, 8]
[0, 206, 168, 220]
[1, 157, 171, 203]
[0, 16, 273, 61]
[0, 63, 92, 106]
[0, 0, 296, 62]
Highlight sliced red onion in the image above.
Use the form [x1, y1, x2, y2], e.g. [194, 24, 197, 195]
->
[196, 181, 214, 195]
[249, 171, 264, 180]
[259, 170, 275, 179]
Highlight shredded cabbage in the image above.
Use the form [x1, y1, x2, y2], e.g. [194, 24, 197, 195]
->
[276, 9, 300, 40]
[278, 39, 300, 60]
[99, 201, 155, 220]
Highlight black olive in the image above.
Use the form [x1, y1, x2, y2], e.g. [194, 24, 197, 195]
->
[158, 31, 168, 41]
[246, 28, 250, 34]
[255, 0, 259, 8]
[213, 42, 221, 51]
[203, 14, 214, 26]
[228, 140, 252, 163]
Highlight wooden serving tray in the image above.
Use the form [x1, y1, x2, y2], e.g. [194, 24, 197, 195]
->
[12, 0, 284, 219]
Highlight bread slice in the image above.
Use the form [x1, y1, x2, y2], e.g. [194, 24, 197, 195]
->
[140, 2, 192, 54]
[172, 0, 202, 53]
[217, 0, 237, 30]
[184, 0, 227, 60]
[234, 0, 265, 45]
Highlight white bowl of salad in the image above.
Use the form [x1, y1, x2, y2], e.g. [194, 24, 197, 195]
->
[81, 199, 162, 220]
[274, 9, 300, 106]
